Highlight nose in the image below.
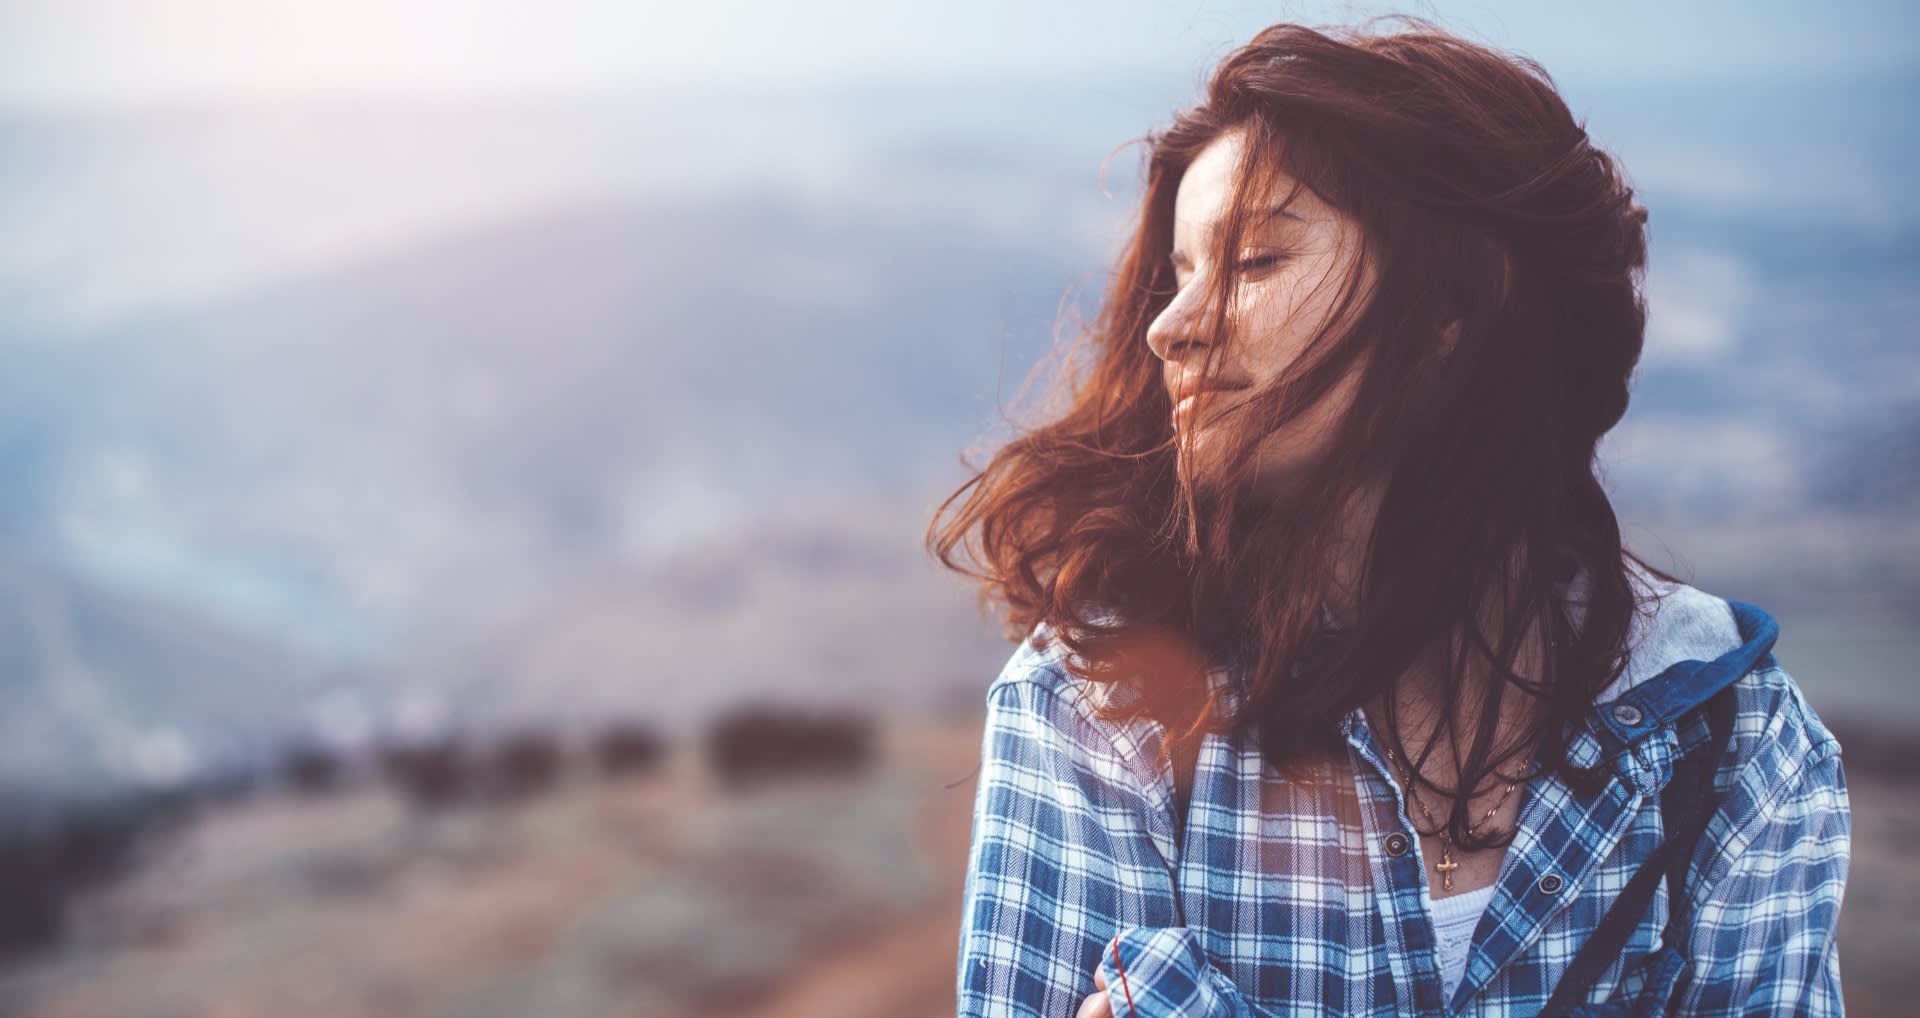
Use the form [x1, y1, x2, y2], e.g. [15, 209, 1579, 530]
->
[1145, 282, 1215, 365]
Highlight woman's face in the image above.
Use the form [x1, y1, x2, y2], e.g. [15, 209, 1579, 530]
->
[1146, 126, 1378, 500]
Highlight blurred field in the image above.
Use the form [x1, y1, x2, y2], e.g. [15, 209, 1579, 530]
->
[0, 715, 1909, 1017]
[1830, 745, 1920, 1017]
[0, 720, 981, 1018]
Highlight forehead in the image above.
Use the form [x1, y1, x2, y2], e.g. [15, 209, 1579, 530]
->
[1172, 128, 1320, 236]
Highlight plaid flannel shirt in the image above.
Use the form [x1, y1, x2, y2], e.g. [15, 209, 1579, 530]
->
[955, 566, 1850, 1016]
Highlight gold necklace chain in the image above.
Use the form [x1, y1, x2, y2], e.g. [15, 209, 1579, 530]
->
[1384, 746, 1524, 892]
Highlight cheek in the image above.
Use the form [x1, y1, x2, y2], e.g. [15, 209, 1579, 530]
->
[1254, 362, 1366, 457]
[1231, 287, 1300, 368]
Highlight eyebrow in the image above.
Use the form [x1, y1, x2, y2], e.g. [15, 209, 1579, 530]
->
[1247, 203, 1307, 226]
[1170, 204, 1306, 268]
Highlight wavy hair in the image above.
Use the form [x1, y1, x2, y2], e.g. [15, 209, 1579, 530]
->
[927, 17, 1677, 850]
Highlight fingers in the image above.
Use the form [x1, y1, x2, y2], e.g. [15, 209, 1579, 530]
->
[1090, 952, 1121, 1014]
[1080, 937, 1117, 1018]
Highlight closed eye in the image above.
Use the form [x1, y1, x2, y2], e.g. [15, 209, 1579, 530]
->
[1168, 252, 1289, 290]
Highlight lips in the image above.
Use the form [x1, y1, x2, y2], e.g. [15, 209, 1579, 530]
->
[1170, 378, 1252, 406]
[1171, 383, 1250, 428]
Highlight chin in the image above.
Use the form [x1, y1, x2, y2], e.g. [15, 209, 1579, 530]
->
[1179, 433, 1301, 501]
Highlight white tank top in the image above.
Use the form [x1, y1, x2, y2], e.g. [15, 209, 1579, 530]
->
[1429, 883, 1497, 1001]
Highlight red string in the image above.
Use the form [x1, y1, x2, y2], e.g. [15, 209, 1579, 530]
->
[1110, 937, 1138, 1018]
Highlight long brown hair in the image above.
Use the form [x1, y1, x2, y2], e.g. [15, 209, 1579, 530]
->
[927, 17, 1676, 849]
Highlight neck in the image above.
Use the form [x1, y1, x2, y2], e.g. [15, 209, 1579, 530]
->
[1325, 480, 1548, 786]
[1282, 471, 1551, 782]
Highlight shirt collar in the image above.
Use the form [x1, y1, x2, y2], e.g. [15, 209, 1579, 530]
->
[1178, 555, 1749, 742]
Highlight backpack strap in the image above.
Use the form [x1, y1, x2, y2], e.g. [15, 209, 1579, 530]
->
[1537, 681, 1736, 1016]
[1538, 598, 1777, 1016]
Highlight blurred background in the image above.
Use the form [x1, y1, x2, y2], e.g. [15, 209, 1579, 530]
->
[0, 1, 1912, 1015]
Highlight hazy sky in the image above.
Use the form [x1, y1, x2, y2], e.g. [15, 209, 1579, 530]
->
[3, 0, 1916, 108]
[2, 2, 1913, 783]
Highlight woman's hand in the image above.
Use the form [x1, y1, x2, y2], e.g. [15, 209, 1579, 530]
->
[1077, 957, 1114, 1018]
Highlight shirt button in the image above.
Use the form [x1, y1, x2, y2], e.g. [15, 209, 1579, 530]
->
[1537, 873, 1565, 895]
[1384, 832, 1411, 857]
[1611, 702, 1644, 727]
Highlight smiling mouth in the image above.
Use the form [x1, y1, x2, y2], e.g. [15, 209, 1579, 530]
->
[1173, 389, 1244, 428]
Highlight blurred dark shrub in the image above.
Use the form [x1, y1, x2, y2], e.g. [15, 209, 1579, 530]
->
[0, 823, 66, 959]
[280, 744, 343, 796]
[0, 796, 155, 960]
[482, 728, 564, 802]
[191, 767, 261, 808]
[593, 721, 667, 777]
[702, 705, 875, 786]
[377, 737, 471, 811]
[54, 803, 146, 884]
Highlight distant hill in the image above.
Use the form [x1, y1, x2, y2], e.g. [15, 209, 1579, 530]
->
[0, 546, 340, 799]
[0, 72, 1913, 793]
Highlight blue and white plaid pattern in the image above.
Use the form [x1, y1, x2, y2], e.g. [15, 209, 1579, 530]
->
[955, 576, 1850, 1016]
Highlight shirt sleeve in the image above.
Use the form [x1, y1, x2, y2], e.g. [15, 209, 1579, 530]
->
[957, 672, 1197, 1017]
[1672, 743, 1851, 1016]
[1096, 925, 1269, 1018]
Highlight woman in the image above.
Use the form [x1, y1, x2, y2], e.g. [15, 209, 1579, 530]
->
[928, 18, 1849, 1018]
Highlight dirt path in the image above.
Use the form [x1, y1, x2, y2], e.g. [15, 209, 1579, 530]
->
[664, 717, 982, 1018]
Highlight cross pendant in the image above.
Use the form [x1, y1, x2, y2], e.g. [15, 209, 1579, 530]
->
[1435, 846, 1460, 891]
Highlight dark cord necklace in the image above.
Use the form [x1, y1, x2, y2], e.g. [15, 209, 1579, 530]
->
[1384, 745, 1526, 892]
